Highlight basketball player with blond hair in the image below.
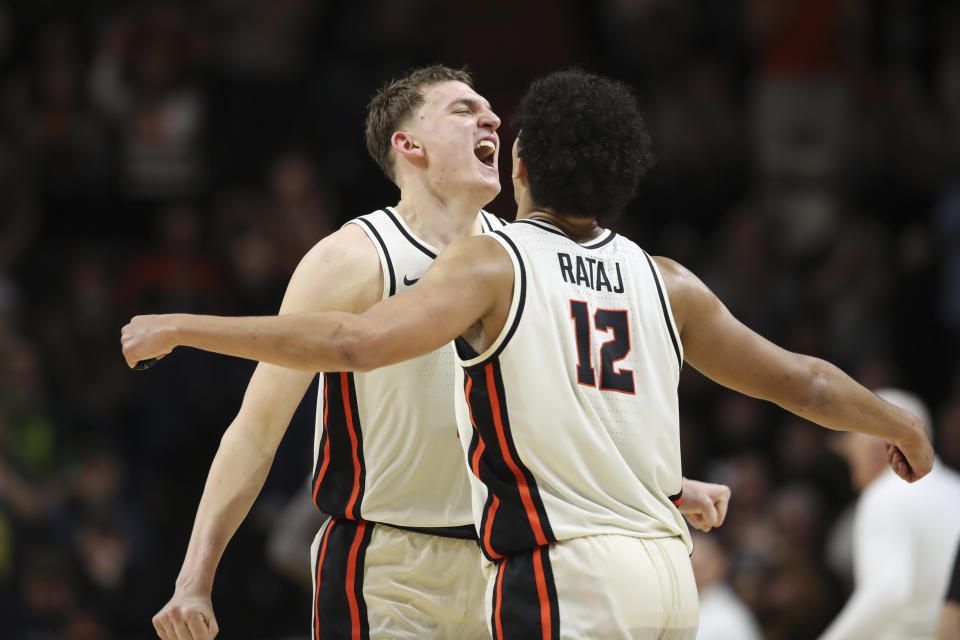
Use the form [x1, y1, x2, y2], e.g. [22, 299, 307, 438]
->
[139, 66, 732, 640]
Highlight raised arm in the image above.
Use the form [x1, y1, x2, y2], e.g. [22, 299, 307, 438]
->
[121, 233, 514, 374]
[654, 256, 933, 483]
[150, 224, 381, 640]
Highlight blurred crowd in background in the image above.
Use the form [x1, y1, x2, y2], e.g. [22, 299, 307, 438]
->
[1, 0, 960, 638]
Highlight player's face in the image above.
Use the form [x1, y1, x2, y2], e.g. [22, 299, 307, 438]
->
[405, 81, 501, 200]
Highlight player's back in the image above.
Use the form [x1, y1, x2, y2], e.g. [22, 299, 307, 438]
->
[454, 218, 689, 560]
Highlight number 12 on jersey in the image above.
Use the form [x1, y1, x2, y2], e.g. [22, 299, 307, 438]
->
[569, 300, 636, 394]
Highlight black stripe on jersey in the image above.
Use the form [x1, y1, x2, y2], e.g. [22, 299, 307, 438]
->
[356, 216, 396, 298]
[515, 219, 617, 250]
[486, 231, 527, 361]
[383, 207, 437, 258]
[462, 372, 498, 560]
[492, 547, 561, 640]
[515, 218, 566, 237]
[481, 210, 508, 230]
[581, 230, 616, 249]
[454, 231, 527, 365]
[312, 518, 373, 640]
[312, 372, 367, 520]
[463, 360, 555, 557]
[642, 251, 682, 371]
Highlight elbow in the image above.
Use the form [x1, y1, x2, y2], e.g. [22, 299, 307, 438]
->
[335, 324, 379, 373]
[787, 356, 834, 416]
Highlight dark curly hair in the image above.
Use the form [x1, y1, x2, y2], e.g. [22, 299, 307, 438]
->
[511, 70, 655, 223]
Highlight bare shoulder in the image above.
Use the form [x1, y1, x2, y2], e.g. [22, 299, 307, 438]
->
[281, 223, 383, 314]
[650, 256, 715, 332]
[651, 256, 698, 290]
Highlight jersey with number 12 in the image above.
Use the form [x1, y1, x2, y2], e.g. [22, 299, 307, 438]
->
[454, 219, 689, 560]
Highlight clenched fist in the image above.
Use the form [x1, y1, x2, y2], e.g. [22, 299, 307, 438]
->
[120, 314, 177, 368]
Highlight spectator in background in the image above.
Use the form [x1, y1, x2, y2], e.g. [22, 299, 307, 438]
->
[89, 3, 208, 201]
[690, 530, 761, 640]
[823, 388, 960, 639]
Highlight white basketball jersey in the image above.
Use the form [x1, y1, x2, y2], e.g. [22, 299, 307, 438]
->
[453, 219, 689, 559]
[310, 206, 506, 528]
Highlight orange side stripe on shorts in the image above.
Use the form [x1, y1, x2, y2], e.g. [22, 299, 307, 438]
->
[485, 363, 549, 546]
[533, 548, 552, 640]
[312, 376, 332, 504]
[494, 556, 507, 640]
[313, 521, 333, 640]
[342, 372, 362, 519]
[345, 520, 368, 640]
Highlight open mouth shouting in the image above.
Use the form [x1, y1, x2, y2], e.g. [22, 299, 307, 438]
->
[474, 138, 497, 169]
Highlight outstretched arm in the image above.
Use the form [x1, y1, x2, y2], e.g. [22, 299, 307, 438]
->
[122, 234, 513, 373]
[150, 224, 381, 640]
[655, 256, 933, 483]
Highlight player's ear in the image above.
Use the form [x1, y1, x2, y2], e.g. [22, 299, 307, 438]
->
[391, 131, 425, 163]
[512, 156, 529, 187]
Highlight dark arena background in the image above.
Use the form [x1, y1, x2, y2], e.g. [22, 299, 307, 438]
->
[1, 1, 959, 638]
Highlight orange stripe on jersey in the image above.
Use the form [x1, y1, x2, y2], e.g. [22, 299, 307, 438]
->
[342, 372, 362, 519]
[464, 373, 487, 477]
[312, 376, 332, 505]
[485, 363, 549, 546]
[313, 521, 333, 640]
[533, 548, 552, 639]
[465, 370, 503, 560]
[494, 556, 507, 640]
[345, 520, 368, 640]
[484, 496, 504, 560]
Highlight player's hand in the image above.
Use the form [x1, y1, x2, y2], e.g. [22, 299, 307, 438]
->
[887, 421, 934, 483]
[121, 314, 176, 368]
[153, 590, 219, 640]
[677, 477, 731, 532]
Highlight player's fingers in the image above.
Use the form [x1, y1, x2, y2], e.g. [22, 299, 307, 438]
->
[714, 486, 731, 527]
[184, 610, 213, 640]
[153, 613, 173, 640]
[207, 614, 219, 639]
[168, 612, 193, 640]
[688, 513, 710, 533]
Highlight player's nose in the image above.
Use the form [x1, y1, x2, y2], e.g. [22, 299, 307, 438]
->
[479, 108, 500, 132]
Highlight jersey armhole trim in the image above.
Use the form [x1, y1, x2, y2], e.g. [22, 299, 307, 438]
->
[349, 215, 395, 299]
[457, 231, 526, 368]
[383, 206, 439, 258]
[642, 251, 683, 372]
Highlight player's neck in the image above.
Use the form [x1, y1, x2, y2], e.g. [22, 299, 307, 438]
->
[523, 208, 604, 243]
[394, 189, 487, 249]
